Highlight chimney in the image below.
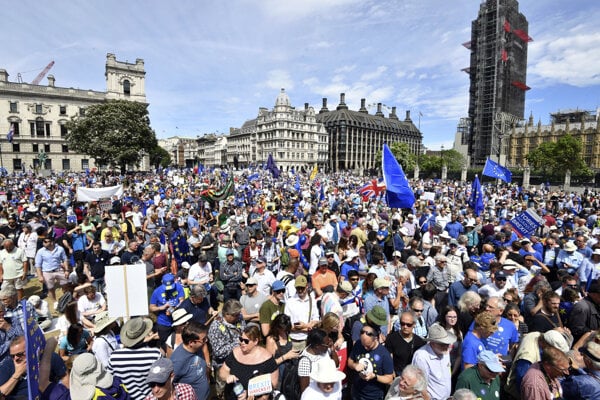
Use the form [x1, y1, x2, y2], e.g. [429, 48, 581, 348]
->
[319, 98, 329, 114]
[359, 98, 368, 114]
[389, 106, 398, 120]
[0, 69, 8, 83]
[375, 103, 384, 117]
[47, 74, 55, 87]
[405, 110, 412, 122]
[304, 102, 309, 110]
[336, 93, 348, 110]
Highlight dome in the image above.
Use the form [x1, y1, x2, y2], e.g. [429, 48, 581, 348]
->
[275, 88, 291, 108]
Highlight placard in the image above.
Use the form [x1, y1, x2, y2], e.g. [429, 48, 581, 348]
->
[105, 263, 149, 318]
[247, 374, 272, 396]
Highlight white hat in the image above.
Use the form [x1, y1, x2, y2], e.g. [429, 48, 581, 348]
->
[171, 309, 193, 327]
[502, 259, 521, 270]
[70, 353, 114, 400]
[285, 234, 299, 247]
[125, 211, 133, 218]
[309, 358, 346, 383]
[344, 249, 359, 262]
[399, 227, 410, 236]
[181, 261, 191, 270]
[563, 241, 577, 252]
[439, 231, 451, 240]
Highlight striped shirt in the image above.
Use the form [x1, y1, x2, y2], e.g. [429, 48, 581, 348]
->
[108, 347, 162, 400]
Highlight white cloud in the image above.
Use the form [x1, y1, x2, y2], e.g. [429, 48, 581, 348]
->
[360, 66, 388, 81]
[263, 70, 295, 90]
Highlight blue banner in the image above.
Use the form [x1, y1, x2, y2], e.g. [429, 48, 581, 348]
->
[482, 158, 512, 182]
[382, 144, 415, 209]
[23, 300, 46, 400]
[468, 176, 485, 216]
[509, 208, 544, 238]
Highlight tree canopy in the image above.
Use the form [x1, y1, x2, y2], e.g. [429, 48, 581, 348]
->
[66, 100, 158, 171]
[149, 145, 172, 169]
[526, 134, 591, 179]
[375, 142, 417, 171]
[417, 149, 465, 177]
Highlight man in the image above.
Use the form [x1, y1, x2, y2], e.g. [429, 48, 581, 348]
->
[108, 317, 162, 400]
[220, 248, 244, 301]
[83, 241, 110, 294]
[170, 321, 210, 400]
[364, 278, 392, 336]
[180, 285, 215, 325]
[77, 285, 107, 325]
[350, 218, 369, 249]
[0, 239, 28, 300]
[448, 267, 479, 307]
[312, 257, 338, 298]
[578, 249, 600, 294]
[567, 279, 600, 343]
[187, 226, 203, 264]
[462, 312, 498, 369]
[427, 255, 450, 293]
[385, 311, 426, 376]
[251, 256, 275, 296]
[0, 302, 23, 362]
[144, 357, 198, 400]
[120, 240, 141, 264]
[0, 216, 21, 242]
[259, 280, 286, 336]
[455, 350, 504, 400]
[529, 291, 563, 333]
[35, 237, 69, 307]
[562, 340, 600, 400]
[555, 274, 580, 297]
[481, 297, 519, 357]
[339, 250, 359, 281]
[557, 240, 584, 275]
[412, 324, 456, 400]
[149, 273, 185, 343]
[444, 214, 464, 239]
[478, 270, 510, 298]
[276, 256, 299, 300]
[233, 221, 251, 257]
[121, 210, 136, 243]
[285, 275, 319, 350]
[239, 277, 267, 325]
[521, 346, 570, 400]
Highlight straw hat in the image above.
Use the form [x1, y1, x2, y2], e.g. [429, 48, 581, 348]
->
[120, 317, 153, 348]
[309, 358, 346, 383]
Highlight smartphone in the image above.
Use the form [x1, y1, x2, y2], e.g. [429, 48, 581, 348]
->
[294, 322, 301, 326]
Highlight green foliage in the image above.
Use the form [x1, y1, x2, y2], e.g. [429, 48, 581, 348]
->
[375, 142, 417, 171]
[417, 149, 465, 177]
[526, 134, 590, 179]
[149, 145, 172, 169]
[66, 100, 157, 171]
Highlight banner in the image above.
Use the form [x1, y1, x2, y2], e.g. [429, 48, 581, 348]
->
[509, 208, 544, 238]
[23, 300, 46, 400]
[105, 263, 149, 318]
[76, 185, 123, 202]
[382, 144, 415, 209]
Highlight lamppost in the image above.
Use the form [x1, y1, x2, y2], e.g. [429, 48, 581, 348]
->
[441, 145, 447, 181]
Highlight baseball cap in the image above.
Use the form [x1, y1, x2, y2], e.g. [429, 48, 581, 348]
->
[226, 249, 235, 256]
[162, 274, 175, 290]
[272, 280, 286, 292]
[477, 350, 505, 372]
[294, 275, 308, 288]
[373, 278, 390, 290]
[146, 358, 173, 384]
[246, 277, 258, 285]
[256, 256, 267, 264]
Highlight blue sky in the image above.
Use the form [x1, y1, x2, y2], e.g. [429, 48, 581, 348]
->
[2, 0, 599, 150]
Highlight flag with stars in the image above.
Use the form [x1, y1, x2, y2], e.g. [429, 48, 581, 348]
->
[482, 158, 512, 183]
[468, 175, 485, 216]
[22, 299, 45, 400]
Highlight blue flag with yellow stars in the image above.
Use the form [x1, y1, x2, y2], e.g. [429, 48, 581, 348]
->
[23, 299, 45, 400]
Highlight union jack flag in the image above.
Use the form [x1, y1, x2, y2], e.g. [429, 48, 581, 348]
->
[358, 179, 386, 201]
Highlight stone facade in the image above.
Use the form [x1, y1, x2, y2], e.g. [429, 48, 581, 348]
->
[0, 53, 147, 173]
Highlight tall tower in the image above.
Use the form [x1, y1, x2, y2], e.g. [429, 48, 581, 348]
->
[465, 0, 530, 167]
[105, 53, 146, 103]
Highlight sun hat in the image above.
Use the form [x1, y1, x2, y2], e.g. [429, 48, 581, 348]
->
[120, 317, 153, 348]
[70, 353, 114, 400]
[285, 234, 299, 247]
[344, 249, 359, 263]
[309, 357, 346, 383]
[220, 224, 231, 234]
[109, 256, 121, 265]
[125, 211, 133, 218]
[146, 358, 173, 384]
[563, 241, 577, 252]
[373, 278, 390, 290]
[271, 280, 286, 292]
[439, 232, 452, 240]
[171, 309, 193, 327]
[477, 350, 505, 372]
[338, 281, 353, 294]
[425, 323, 457, 345]
[366, 306, 387, 327]
[181, 261, 191, 270]
[543, 330, 571, 353]
[295, 275, 308, 288]
[392, 250, 402, 258]
[502, 259, 520, 270]
[93, 312, 117, 334]
[246, 277, 258, 285]
[592, 249, 600, 257]
[162, 274, 175, 290]
[28, 295, 41, 306]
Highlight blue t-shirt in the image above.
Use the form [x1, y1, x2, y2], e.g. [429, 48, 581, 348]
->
[171, 345, 210, 400]
[462, 331, 486, 368]
[59, 329, 91, 355]
[150, 283, 185, 326]
[350, 342, 394, 400]
[483, 317, 519, 356]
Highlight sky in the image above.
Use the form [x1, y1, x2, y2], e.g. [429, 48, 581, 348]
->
[2, 0, 599, 150]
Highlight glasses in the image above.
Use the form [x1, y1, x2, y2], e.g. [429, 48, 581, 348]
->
[400, 321, 414, 327]
[274, 289, 286, 294]
[10, 352, 25, 359]
[496, 278, 507, 282]
[246, 284, 256, 287]
[567, 284, 579, 289]
[195, 336, 208, 344]
[327, 255, 334, 258]
[503, 297, 513, 302]
[149, 381, 168, 388]
[412, 308, 424, 313]
[349, 278, 359, 282]
[239, 337, 251, 344]
[360, 329, 377, 337]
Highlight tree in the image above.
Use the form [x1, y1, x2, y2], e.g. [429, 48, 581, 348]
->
[375, 142, 417, 171]
[417, 149, 465, 177]
[526, 134, 590, 179]
[148, 145, 172, 169]
[66, 100, 157, 172]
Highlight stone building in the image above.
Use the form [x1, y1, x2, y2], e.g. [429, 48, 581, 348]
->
[0, 53, 147, 173]
[506, 109, 600, 169]
[316, 93, 422, 174]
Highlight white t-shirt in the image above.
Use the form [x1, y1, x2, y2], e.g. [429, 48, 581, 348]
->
[188, 262, 212, 285]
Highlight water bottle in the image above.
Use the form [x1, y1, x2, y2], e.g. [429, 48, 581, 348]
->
[232, 382, 244, 397]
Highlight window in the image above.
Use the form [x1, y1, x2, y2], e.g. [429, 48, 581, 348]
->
[10, 122, 19, 137]
[59, 106, 66, 115]
[45, 123, 51, 136]
[60, 125, 68, 137]
[44, 144, 50, 153]
[44, 159, 51, 170]
[79, 107, 85, 117]
[9, 102, 17, 113]
[12, 159, 22, 170]
[35, 119, 44, 137]
[123, 79, 131, 96]
[62, 159, 70, 170]
[12, 143, 19, 152]
[81, 159, 89, 169]
[32, 144, 39, 153]
[62, 144, 68, 153]
[35, 104, 43, 114]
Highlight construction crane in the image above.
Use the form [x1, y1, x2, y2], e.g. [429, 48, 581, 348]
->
[30, 61, 55, 85]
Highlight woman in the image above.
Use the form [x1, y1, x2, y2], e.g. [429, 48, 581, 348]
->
[437, 306, 463, 377]
[298, 329, 340, 394]
[143, 213, 159, 240]
[337, 237, 350, 263]
[57, 301, 85, 340]
[385, 365, 430, 400]
[503, 303, 528, 341]
[91, 312, 119, 369]
[266, 314, 299, 388]
[348, 235, 359, 253]
[502, 288, 521, 306]
[17, 223, 38, 268]
[59, 323, 92, 366]
[309, 233, 324, 275]
[219, 325, 278, 400]
[300, 358, 346, 400]
[348, 323, 394, 400]
[357, 246, 369, 276]
[165, 308, 193, 357]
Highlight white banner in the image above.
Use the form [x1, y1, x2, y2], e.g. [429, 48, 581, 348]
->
[105, 263, 149, 318]
[76, 185, 123, 202]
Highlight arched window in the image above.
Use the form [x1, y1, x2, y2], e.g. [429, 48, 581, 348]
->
[123, 79, 131, 96]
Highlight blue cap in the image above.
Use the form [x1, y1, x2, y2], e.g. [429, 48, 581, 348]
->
[477, 350, 505, 372]
[162, 273, 175, 290]
[271, 280, 285, 292]
[226, 249, 235, 256]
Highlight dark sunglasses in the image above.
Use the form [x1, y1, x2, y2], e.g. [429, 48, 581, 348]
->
[239, 337, 251, 344]
[412, 308, 424, 313]
[245, 284, 256, 287]
[400, 322, 414, 327]
[10, 352, 25, 359]
[360, 329, 377, 337]
[495, 277, 507, 281]
[274, 289, 286, 294]
[148, 381, 168, 388]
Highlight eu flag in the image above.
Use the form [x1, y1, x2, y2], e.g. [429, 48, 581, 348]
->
[482, 158, 512, 183]
[468, 175, 485, 216]
[265, 154, 280, 178]
[22, 299, 45, 400]
[381, 144, 415, 209]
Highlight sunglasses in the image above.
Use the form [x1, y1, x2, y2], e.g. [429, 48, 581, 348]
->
[360, 329, 377, 337]
[11, 352, 25, 359]
[495, 277, 507, 281]
[400, 322, 414, 327]
[412, 308, 424, 313]
[239, 337, 251, 344]
[245, 284, 256, 287]
[148, 381, 168, 388]
[349, 278, 359, 281]
[274, 289, 286, 294]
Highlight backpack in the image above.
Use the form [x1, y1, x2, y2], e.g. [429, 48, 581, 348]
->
[57, 291, 74, 314]
[342, 313, 363, 353]
[280, 355, 309, 400]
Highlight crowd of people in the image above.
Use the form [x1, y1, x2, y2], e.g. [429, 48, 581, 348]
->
[0, 167, 599, 400]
